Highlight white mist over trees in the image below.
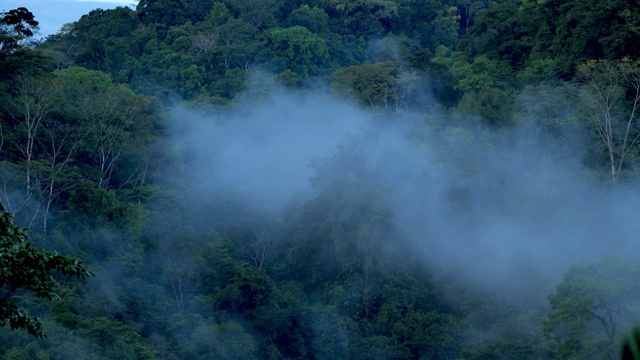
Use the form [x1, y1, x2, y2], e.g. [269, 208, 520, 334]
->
[157, 80, 640, 358]
[170, 82, 640, 292]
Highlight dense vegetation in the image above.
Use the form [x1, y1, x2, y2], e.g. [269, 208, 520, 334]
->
[1, 0, 640, 358]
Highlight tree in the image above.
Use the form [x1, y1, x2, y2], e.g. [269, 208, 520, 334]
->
[544, 256, 640, 359]
[162, 255, 199, 313]
[514, 83, 581, 143]
[457, 87, 512, 126]
[262, 26, 329, 81]
[333, 61, 419, 111]
[547, 0, 640, 75]
[0, 72, 64, 230]
[321, 0, 399, 36]
[457, 0, 490, 34]
[223, 0, 284, 29]
[55, 66, 158, 189]
[577, 59, 640, 180]
[0, 74, 56, 224]
[285, 5, 330, 34]
[0, 201, 92, 338]
[460, 0, 640, 77]
[33, 102, 86, 236]
[0, 7, 39, 52]
[430, 5, 460, 49]
[449, 54, 511, 93]
[64, 7, 139, 75]
[446, 53, 514, 125]
[6, 73, 58, 194]
[216, 19, 261, 72]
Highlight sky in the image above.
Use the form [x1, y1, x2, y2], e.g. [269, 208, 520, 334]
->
[2, 0, 136, 39]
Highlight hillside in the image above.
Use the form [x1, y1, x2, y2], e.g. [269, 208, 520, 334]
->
[1, 1, 640, 359]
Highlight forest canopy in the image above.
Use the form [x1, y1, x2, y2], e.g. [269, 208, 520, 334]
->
[1, 0, 640, 359]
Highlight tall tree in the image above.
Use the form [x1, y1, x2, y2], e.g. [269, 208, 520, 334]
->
[333, 61, 419, 111]
[544, 256, 640, 359]
[55, 66, 158, 189]
[577, 59, 640, 180]
[7, 74, 58, 194]
[0, 7, 38, 52]
[0, 73, 60, 228]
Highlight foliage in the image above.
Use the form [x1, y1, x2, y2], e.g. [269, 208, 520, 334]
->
[623, 326, 640, 360]
[333, 61, 419, 111]
[0, 201, 91, 338]
[544, 256, 640, 359]
[462, 0, 640, 78]
[262, 26, 329, 82]
[0, 7, 39, 52]
[576, 59, 640, 180]
[2, 0, 640, 358]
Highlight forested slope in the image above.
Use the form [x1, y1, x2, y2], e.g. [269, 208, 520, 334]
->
[1, 0, 640, 359]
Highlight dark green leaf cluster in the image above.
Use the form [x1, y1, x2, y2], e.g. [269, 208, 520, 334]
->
[37, 0, 469, 103]
[0, 7, 39, 51]
[544, 256, 640, 359]
[0, 201, 92, 338]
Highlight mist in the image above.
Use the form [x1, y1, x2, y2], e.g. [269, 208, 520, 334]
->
[170, 89, 367, 214]
[164, 81, 640, 308]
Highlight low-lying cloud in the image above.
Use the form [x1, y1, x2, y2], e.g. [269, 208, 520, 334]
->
[167, 82, 640, 301]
